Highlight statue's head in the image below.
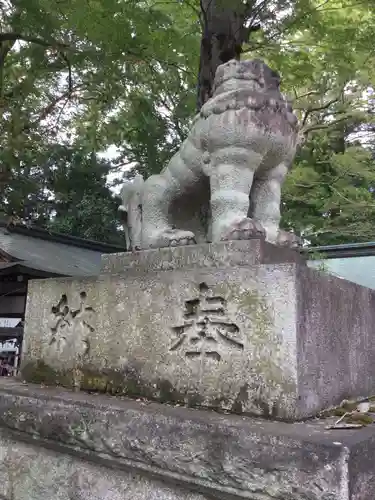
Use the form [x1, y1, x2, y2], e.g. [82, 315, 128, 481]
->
[213, 59, 281, 97]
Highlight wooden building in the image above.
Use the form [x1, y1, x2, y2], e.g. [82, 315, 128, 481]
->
[0, 221, 125, 371]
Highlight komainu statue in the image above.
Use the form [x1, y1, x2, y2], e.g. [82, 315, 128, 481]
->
[119, 59, 300, 251]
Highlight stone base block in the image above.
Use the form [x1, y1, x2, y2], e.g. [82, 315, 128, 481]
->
[22, 240, 375, 420]
[0, 380, 374, 500]
[100, 238, 305, 274]
[0, 432, 205, 500]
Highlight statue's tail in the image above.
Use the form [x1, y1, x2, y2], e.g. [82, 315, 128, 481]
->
[118, 173, 144, 251]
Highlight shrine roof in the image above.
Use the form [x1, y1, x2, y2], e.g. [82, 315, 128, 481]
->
[0, 222, 125, 277]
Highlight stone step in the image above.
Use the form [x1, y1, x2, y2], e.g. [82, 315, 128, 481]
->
[0, 379, 372, 500]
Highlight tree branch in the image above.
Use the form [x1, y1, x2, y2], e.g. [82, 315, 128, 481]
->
[301, 113, 354, 136]
[242, 0, 333, 54]
[22, 84, 84, 132]
[0, 32, 73, 95]
[294, 89, 323, 101]
[299, 95, 344, 127]
[0, 32, 68, 49]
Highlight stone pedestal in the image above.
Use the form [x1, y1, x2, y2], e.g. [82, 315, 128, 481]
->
[21, 240, 375, 420]
[0, 379, 374, 500]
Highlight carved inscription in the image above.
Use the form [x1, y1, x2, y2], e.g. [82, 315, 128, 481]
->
[49, 291, 95, 357]
[170, 282, 243, 361]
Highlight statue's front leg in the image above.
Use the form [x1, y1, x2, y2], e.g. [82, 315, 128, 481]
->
[210, 146, 265, 242]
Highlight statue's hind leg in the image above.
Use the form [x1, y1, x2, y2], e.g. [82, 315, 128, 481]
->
[141, 174, 196, 248]
[141, 143, 205, 249]
[250, 162, 301, 247]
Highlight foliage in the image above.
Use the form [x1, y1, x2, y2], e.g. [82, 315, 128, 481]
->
[1, 0, 375, 245]
[282, 124, 375, 244]
[2, 142, 124, 244]
[0, 0, 199, 239]
[241, 0, 375, 244]
[45, 147, 124, 245]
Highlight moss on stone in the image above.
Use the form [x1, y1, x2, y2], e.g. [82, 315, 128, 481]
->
[332, 407, 348, 417]
[346, 413, 374, 425]
[23, 358, 286, 417]
[156, 379, 186, 405]
[80, 366, 155, 399]
[21, 360, 70, 387]
[340, 401, 358, 412]
[80, 370, 110, 393]
[319, 406, 349, 418]
[78, 366, 198, 406]
[23, 359, 200, 407]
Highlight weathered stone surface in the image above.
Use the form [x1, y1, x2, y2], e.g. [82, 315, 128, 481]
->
[0, 379, 374, 500]
[297, 267, 375, 415]
[100, 239, 304, 274]
[22, 242, 375, 420]
[0, 433, 206, 500]
[118, 59, 299, 250]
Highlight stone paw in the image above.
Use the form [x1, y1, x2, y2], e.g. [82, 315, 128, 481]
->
[276, 230, 302, 249]
[219, 217, 266, 241]
[150, 229, 196, 249]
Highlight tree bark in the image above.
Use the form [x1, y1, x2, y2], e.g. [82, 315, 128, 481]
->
[197, 0, 260, 111]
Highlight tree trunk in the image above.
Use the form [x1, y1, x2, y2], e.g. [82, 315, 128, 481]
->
[197, 0, 259, 111]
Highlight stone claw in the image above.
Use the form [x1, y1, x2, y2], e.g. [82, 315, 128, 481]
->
[150, 229, 196, 249]
[219, 217, 266, 241]
[276, 230, 302, 249]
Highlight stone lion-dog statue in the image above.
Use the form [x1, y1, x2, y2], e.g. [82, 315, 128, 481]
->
[119, 59, 300, 251]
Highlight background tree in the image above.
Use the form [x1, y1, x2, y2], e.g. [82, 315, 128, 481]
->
[197, 0, 295, 110]
[0, 0, 199, 242]
[254, 0, 375, 243]
[45, 147, 124, 244]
